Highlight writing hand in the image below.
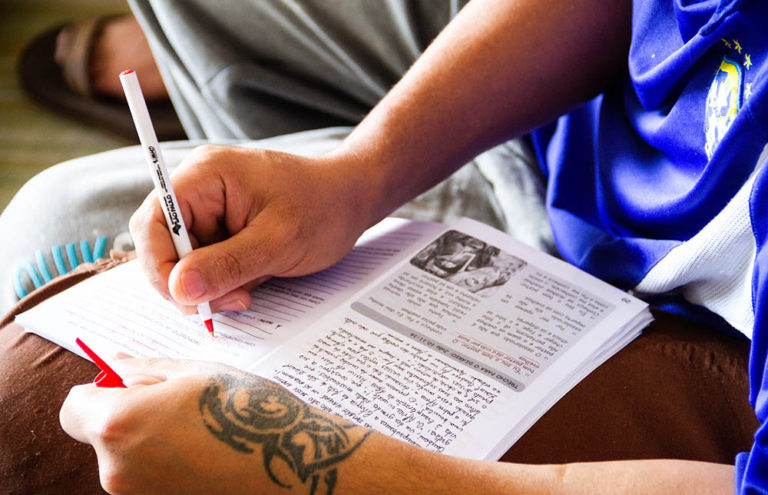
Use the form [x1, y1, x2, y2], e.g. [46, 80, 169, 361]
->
[129, 145, 373, 313]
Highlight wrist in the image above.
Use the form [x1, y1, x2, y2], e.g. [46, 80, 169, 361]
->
[319, 143, 406, 230]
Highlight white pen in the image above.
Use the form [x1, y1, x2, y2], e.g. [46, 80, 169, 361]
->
[119, 69, 215, 336]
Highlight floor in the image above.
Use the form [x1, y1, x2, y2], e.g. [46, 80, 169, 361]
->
[0, 0, 133, 211]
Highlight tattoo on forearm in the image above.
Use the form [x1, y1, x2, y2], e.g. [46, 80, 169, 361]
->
[199, 374, 371, 494]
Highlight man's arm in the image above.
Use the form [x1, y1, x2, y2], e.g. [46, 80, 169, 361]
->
[129, 0, 633, 313]
[336, 0, 633, 227]
[69, 2, 740, 493]
[60, 359, 734, 495]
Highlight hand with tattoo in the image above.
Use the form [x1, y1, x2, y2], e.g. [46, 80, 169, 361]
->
[200, 374, 371, 494]
[59, 358, 371, 495]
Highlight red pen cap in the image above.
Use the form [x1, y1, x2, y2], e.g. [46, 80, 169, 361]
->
[75, 338, 126, 388]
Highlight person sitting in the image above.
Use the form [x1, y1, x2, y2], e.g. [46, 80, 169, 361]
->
[1, 0, 766, 493]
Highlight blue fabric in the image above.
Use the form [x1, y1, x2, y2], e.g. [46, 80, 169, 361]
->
[52, 245, 67, 277]
[23, 261, 42, 289]
[93, 236, 108, 260]
[531, 0, 767, 492]
[13, 268, 27, 299]
[65, 243, 80, 271]
[744, 156, 768, 494]
[79, 240, 93, 264]
[35, 249, 53, 283]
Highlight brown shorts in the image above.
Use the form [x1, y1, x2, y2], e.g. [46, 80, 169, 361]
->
[0, 260, 758, 494]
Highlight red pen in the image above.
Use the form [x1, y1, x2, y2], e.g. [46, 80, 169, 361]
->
[75, 338, 126, 388]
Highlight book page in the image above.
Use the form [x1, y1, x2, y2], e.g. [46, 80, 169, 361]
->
[17, 217, 651, 461]
[249, 218, 652, 459]
[213, 218, 443, 355]
[16, 218, 444, 368]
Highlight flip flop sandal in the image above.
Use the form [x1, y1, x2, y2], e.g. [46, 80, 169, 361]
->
[18, 17, 186, 141]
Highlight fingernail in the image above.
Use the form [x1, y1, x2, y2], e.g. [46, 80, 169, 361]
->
[217, 299, 248, 312]
[180, 270, 206, 299]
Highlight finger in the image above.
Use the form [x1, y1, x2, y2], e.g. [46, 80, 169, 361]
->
[130, 193, 200, 315]
[60, 384, 120, 445]
[210, 287, 251, 313]
[109, 353, 167, 386]
[121, 374, 166, 387]
[109, 356, 229, 381]
[129, 191, 179, 301]
[208, 277, 271, 313]
[166, 151, 231, 247]
[167, 210, 306, 304]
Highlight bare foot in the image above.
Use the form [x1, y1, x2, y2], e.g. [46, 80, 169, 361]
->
[57, 16, 168, 101]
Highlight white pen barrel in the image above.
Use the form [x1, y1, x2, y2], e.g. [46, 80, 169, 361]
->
[119, 70, 194, 259]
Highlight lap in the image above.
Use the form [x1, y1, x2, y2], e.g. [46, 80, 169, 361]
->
[0, 130, 345, 314]
[1, 129, 546, 314]
[0, 261, 756, 494]
[128, 0, 468, 139]
[502, 309, 757, 464]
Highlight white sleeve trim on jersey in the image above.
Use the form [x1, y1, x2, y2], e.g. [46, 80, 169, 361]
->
[632, 143, 768, 339]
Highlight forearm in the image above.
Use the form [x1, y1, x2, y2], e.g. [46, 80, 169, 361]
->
[333, 0, 631, 226]
[61, 361, 735, 495]
[198, 373, 733, 495]
[332, 438, 734, 495]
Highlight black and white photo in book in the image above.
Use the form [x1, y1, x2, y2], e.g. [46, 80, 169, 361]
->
[351, 227, 623, 395]
[409, 230, 527, 297]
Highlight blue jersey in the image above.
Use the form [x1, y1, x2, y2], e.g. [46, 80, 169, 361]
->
[531, 0, 768, 492]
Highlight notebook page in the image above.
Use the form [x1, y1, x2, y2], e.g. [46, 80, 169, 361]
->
[248, 218, 652, 459]
[17, 218, 444, 369]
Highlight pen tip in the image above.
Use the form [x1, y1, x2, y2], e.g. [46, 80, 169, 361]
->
[204, 319, 214, 336]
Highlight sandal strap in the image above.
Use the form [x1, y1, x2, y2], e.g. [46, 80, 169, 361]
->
[53, 17, 112, 97]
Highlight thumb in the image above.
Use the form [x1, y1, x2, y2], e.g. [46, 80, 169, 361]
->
[167, 216, 302, 304]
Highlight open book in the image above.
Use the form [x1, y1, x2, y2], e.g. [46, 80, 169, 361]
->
[16, 217, 652, 460]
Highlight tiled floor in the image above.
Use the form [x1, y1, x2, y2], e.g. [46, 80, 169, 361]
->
[0, 0, 133, 211]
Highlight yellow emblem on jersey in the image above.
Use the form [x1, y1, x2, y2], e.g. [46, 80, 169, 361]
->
[705, 57, 743, 160]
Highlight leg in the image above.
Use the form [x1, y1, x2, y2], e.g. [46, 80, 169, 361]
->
[105, 1, 555, 246]
[0, 265, 109, 494]
[0, 143, 187, 315]
[86, 15, 168, 102]
[127, 0, 467, 139]
[1, 126, 553, 315]
[502, 309, 757, 464]
[1, 297, 755, 494]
